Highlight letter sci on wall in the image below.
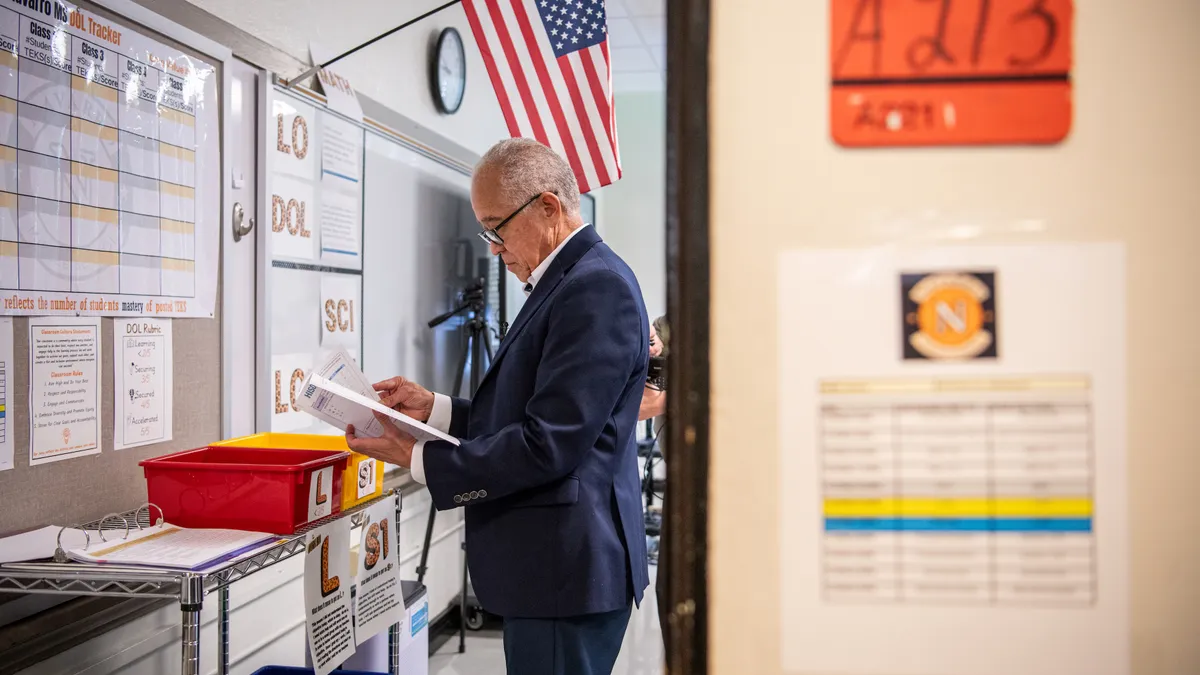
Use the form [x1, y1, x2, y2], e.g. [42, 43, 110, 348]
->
[830, 0, 1074, 147]
[0, 1, 220, 317]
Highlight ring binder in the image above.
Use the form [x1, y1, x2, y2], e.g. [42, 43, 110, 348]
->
[96, 513, 131, 543]
[54, 527, 90, 563]
[136, 502, 166, 529]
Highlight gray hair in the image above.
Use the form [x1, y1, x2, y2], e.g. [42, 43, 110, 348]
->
[475, 138, 581, 217]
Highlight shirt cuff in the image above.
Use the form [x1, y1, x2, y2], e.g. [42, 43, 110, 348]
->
[427, 393, 452, 433]
[411, 441, 427, 485]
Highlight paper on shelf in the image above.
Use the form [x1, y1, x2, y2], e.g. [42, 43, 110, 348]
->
[296, 349, 458, 446]
[65, 524, 276, 571]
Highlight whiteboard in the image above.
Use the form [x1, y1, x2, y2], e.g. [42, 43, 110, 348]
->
[360, 130, 496, 399]
[260, 84, 365, 435]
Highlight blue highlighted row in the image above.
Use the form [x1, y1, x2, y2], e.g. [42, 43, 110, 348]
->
[825, 518, 1092, 533]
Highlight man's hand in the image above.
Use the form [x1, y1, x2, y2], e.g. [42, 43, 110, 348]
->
[373, 376, 435, 422]
[639, 385, 666, 421]
[346, 412, 418, 468]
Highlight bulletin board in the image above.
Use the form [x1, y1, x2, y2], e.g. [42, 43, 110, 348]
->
[0, 0, 226, 536]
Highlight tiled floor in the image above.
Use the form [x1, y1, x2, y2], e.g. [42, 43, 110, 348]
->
[430, 566, 665, 675]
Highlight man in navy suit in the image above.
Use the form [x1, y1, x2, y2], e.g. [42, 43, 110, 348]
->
[347, 138, 650, 674]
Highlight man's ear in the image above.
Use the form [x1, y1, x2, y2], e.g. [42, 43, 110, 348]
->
[538, 192, 561, 219]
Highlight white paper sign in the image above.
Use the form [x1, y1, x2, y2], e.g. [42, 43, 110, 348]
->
[272, 352, 315, 432]
[29, 318, 101, 465]
[113, 319, 173, 450]
[272, 97, 316, 179]
[355, 457, 378, 500]
[308, 466, 335, 522]
[354, 500, 404, 645]
[270, 174, 317, 260]
[304, 522, 356, 675]
[317, 71, 364, 122]
[320, 275, 361, 350]
[321, 114, 363, 184]
[777, 244, 1129, 675]
[0, 318, 11, 471]
[319, 188, 361, 260]
[0, 3, 220, 318]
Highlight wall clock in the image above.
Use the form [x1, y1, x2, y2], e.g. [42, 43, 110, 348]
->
[431, 27, 466, 115]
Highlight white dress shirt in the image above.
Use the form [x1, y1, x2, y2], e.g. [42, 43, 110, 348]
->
[410, 224, 591, 485]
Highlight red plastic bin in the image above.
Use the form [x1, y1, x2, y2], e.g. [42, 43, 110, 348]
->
[140, 446, 350, 534]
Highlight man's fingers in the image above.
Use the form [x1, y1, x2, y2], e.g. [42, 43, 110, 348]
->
[372, 377, 404, 393]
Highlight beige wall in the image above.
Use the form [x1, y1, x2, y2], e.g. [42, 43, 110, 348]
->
[708, 1, 1200, 674]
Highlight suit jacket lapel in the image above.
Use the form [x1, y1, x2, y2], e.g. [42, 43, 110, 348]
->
[481, 227, 602, 388]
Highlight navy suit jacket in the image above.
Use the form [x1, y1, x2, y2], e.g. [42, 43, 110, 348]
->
[422, 226, 650, 619]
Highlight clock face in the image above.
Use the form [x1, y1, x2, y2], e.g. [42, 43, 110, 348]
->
[435, 28, 466, 114]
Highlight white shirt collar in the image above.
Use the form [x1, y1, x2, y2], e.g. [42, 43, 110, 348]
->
[523, 224, 590, 295]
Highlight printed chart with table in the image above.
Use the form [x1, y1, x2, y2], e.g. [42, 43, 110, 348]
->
[0, 2, 219, 317]
[778, 244, 1129, 675]
[819, 376, 1095, 606]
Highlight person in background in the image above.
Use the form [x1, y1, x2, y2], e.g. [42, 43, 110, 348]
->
[346, 138, 650, 675]
[638, 315, 671, 662]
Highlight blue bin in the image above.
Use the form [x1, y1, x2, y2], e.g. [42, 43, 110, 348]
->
[248, 662, 384, 667]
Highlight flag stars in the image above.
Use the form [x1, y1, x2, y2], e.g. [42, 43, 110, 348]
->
[586, 31, 593, 38]
[556, 42, 564, 49]
[571, 11, 578, 19]
[571, 36, 578, 43]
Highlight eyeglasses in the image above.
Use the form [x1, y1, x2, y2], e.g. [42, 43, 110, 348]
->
[478, 192, 547, 246]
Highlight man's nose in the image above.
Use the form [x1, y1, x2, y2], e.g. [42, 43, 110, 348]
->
[490, 242, 504, 256]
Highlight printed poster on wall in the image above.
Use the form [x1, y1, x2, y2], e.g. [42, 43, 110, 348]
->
[272, 352, 314, 432]
[777, 243, 1129, 675]
[304, 520, 356, 675]
[113, 318, 173, 450]
[29, 317, 101, 465]
[320, 274, 360, 352]
[0, 1, 220, 317]
[354, 499, 404, 645]
[0, 318, 11, 471]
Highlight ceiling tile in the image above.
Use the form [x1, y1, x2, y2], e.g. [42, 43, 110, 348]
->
[632, 15, 665, 47]
[606, 18, 644, 48]
[613, 71, 665, 93]
[610, 46, 658, 72]
[622, 0, 665, 16]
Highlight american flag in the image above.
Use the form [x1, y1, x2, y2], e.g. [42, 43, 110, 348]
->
[462, 0, 620, 193]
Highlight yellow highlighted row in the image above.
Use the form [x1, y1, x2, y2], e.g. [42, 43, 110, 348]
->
[823, 497, 1093, 518]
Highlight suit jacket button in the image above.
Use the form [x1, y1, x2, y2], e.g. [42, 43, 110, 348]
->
[453, 494, 462, 504]
[470, 491, 479, 499]
[479, 490, 487, 498]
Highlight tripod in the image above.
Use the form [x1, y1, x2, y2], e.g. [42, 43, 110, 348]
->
[416, 278, 495, 653]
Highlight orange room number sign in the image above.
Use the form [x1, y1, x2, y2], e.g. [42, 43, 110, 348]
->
[830, 0, 1074, 147]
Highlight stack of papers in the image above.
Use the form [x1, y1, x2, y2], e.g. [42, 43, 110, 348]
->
[297, 349, 458, 446]
[64, 524, 278, 571]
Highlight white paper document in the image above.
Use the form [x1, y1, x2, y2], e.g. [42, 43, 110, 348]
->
[305, 521, 356, 675]
[296, 348, 459, 445]
[29, 317, 101, 465]
[113, 319, 173, 450]
[354, 500, 404, 645]
[0, 318, 12, 471]
[66, 524, 276, 571]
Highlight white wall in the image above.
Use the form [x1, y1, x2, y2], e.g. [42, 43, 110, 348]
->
[596, 91, 666, 320]
[186, 0, 509, 155]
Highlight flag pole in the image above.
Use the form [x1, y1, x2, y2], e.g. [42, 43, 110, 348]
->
[284, 0, 464, 89]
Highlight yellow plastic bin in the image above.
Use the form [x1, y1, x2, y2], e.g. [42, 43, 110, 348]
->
[213, 433, 384, 510]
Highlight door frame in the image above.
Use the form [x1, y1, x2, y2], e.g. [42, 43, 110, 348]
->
[664, 0, 711, 672]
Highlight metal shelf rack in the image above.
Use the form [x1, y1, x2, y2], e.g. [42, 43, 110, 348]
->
[0, 490, 403, 675]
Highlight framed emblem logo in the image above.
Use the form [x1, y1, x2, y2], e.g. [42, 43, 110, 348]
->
[901, 271, 998, 360]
